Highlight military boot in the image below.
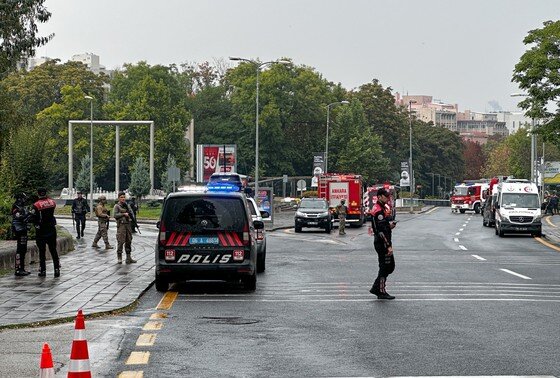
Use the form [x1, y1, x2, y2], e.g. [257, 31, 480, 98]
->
[91, 243, 100, 248]
[105, 245, 114, 250]
[117, 253, 123, 264]
[125, 254, 137, 264]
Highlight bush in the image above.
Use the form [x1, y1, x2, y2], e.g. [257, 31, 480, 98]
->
[0, 192, 13, 240]
[145, 200, 162, 208]
[301, 190, 318, 198]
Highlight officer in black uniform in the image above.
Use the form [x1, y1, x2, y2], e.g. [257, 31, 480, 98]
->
[71, 191, 90, 239]
[30, 188, 60, 277]
[368, 188, 397, 299]
[11, 193, 31, 276]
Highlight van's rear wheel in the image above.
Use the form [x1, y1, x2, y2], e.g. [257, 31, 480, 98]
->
[242, 273, 257, 291]
[474, 203, 481, 214]
[155, 274, 169, 292]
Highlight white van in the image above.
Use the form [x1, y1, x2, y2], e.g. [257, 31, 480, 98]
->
[494, 179, 542, 237]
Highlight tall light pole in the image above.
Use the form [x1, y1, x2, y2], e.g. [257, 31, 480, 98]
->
[325, 101, 349, 174]
[229, 57, 290, 200]
[511, 92, 535, 182]
[84, 95, 94, 217]
[409, 100, 417, 213]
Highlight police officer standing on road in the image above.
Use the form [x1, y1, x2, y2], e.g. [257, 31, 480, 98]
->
[336, 199, 347, 235]
[92, 195, 113, 250]
[113, 192, 137, 264]
[11, 193, 31, 276]
[30, 188, 60, 277]
[71, 191, 90, 239]
[368, 188, 397, 300]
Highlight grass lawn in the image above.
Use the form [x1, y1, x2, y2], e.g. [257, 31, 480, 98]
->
[55, 204, 162, 220]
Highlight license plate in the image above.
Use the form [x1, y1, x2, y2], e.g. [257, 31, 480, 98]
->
[190, 236, 219, 245]
[307, 222, 318, 225]
[515, 227, 528, 231]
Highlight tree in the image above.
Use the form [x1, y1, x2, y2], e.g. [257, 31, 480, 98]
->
[161, 154, 177, 193]
[512, 20, 560, 146]
[0, 123, 49, 196]
[75, 154, 96, 196]
[128, 156, 151, 200]
[0, 0, 53, 77]
[463, 140, 485, 180]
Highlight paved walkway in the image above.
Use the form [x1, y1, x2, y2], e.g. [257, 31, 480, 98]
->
[0, 210, 296, 328]
[541, 214, 560, 247]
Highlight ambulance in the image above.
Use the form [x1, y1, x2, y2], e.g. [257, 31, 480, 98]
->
[494, 179, 542, 237]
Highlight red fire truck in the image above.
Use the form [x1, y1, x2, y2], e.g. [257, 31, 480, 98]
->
[451, 182, 489, 214]
[318, 173, 365, 227]
[363, 183, 398, 220]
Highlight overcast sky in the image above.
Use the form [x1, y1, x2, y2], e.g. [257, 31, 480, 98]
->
[38, 0, 559, 113]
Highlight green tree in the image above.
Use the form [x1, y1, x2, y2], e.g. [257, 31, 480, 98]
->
[0, 123, 49, 196]
[75, 154, 96, 196]
[129, 156, 151, 200]
[161, 154, 177, 193]
[512, 20, 560, 146]
[104, 62, 191, 189]
[0, 0, 53, 77]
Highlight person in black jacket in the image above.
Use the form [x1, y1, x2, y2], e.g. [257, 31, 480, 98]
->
[30, 188, 60, 277]
[368, 188, 397, 300]
[11, 193, 31, 276]
[71, 191, 90, 239]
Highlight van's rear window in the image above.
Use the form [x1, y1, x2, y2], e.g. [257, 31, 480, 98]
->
[163, 196, 247, 232]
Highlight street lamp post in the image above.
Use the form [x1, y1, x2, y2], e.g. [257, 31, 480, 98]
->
[229, 57, 290, 200]
[84, 95, 94, 218]
[325, 101, 349, 174]
[428, 173, 435, 196]
[409, 100, 417, 213]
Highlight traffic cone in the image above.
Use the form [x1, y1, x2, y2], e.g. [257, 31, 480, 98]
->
[40, 343, 55, 378]
[67, 309, 92, 378]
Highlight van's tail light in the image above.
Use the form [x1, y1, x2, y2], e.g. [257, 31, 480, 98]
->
[159, 221, 167, 245]
[242, 222, 250, 245]
[256, 229, 264, 241]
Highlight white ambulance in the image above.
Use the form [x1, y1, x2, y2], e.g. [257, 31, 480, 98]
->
[494, 179, 542, 237]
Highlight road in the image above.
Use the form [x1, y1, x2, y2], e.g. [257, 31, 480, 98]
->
[1, 207, 559, 377]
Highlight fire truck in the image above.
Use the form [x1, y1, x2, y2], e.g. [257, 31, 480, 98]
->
[318, 173, 365, 227]
[451, 182, 489, 214]
[363, 183, 398, 220]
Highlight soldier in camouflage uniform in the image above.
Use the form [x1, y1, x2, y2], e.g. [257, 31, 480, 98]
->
[92, 195, 113, 250]
[113, 192, 137, 264]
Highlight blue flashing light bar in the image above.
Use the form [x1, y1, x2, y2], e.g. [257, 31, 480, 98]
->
[206, 182, 241, 193]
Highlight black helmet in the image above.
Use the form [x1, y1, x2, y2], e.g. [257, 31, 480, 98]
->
[37, 188, 47, 197]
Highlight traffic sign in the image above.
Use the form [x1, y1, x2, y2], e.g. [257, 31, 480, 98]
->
[297, 179, 306, 190]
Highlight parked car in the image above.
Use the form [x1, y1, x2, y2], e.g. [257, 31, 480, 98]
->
[294, 198, 332, 233]
[247, 197, 269, 273]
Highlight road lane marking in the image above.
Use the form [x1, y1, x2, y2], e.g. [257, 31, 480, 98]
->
[136, 333, 157, 347]
[126, 351, 150, 365]
[455, 232, 461, 235]
[462, 224, 467, 227]
[459, 245, 467, 250]
[142, 321, 163, 331]
[454, 238, 459, 242]
[156, 291, 178, 310]
[459, 228, 464, 231]
[471, 255, 486, 261]
[425, 207, 439, 214]
[500, 269, 532, 280]
[149, 313, 168, 320]
[534, 236, 560, 253]
[118, 372, 143, 378]
[545, 216, 557, 227]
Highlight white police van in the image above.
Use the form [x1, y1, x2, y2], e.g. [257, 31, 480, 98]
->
[494, 179, 542, 237]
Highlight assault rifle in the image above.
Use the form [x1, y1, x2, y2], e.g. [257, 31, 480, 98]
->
[125, 203, 141, 234]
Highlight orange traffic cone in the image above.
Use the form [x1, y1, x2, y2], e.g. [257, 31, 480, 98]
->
[40, 343, 55, 378]
[67, 309, 92, 378]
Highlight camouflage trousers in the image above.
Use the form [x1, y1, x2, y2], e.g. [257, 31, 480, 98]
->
[116, 224, 133, 255]
[339, 216, 346, 234]
[93, 221, 110, 246]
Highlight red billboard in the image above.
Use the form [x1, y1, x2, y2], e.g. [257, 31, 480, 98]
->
[196, 145, 237, 182]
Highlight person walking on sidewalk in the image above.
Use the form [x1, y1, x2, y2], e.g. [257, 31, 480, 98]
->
[113, 192, 137, 264]
[11, 193, 31, 276]
[368, 188, 397, 300]
[92, 195, 113, 250]
[71, 191, 90, 239]
[30, 188, 60, 277]
[336, 199, 347, 235]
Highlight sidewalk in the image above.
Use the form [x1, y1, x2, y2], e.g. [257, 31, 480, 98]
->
[541, 214, 560, 246]
[0, 210, 296, 328]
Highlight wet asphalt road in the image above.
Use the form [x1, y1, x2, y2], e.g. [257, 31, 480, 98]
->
[2, 207, 559, 377]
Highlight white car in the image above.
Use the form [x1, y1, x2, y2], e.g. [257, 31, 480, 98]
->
[247, 197, 269, 273]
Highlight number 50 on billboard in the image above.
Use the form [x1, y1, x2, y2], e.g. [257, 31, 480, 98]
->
[196, 144, 237, 182]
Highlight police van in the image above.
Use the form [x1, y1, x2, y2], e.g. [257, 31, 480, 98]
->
[155, 182, 264, 291]
[494, 179, 542, 237]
